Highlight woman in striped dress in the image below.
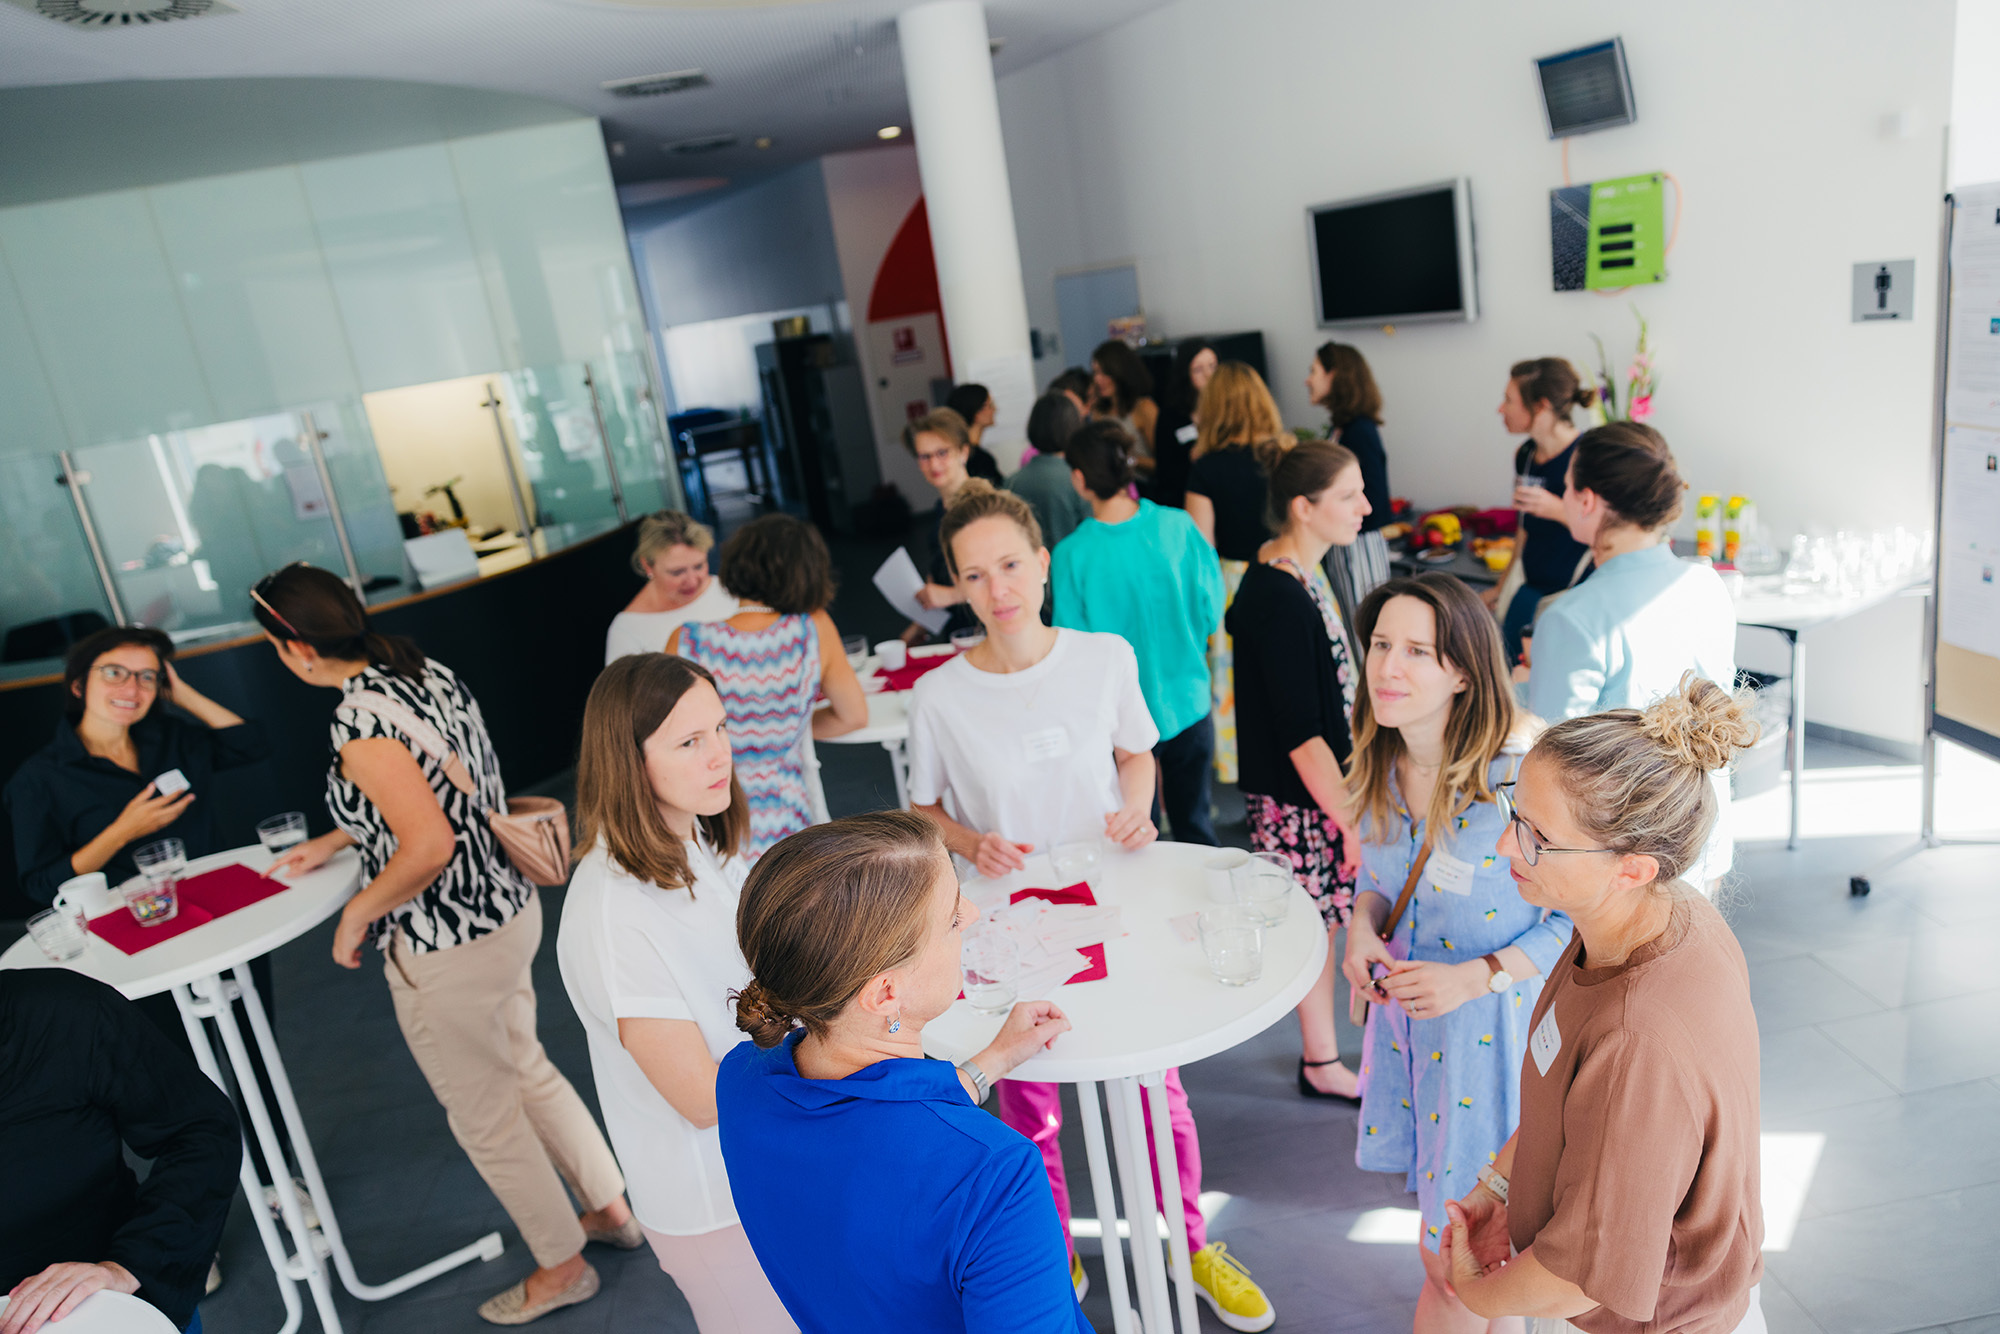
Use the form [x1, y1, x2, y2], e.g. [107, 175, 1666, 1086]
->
[670, 515, 867, 858]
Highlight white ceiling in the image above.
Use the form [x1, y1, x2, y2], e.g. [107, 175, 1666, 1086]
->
[0, 0, 1171, 185]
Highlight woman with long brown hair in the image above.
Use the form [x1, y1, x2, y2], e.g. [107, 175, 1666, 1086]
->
[1339, 574, 1572, 1334]
[1090, 339, 1158, 470]
[556, 654, 793, 1333]
[1185, 360, 1292, 786]
[256, 564, 634, 1326]
[1310, 341, 1395, 612]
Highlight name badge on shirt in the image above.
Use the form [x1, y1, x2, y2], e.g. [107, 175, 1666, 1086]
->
[1022, 726, 1073, 763]
[1427, 850, 1476, 896]
[1175, 423, 1199, 444]
[1530, 1008, 1562, 1077]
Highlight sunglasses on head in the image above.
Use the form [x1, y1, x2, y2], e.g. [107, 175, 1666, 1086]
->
[249, 563, 311, 640]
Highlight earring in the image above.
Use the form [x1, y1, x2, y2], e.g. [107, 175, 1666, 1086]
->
[888, 1015, 902, 1035]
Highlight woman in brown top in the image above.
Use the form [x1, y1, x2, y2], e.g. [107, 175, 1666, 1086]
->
[1440, 673, 1766, 1334]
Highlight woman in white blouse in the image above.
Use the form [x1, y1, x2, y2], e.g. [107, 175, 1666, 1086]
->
[556, 653, 795, 1333]
[605, 512, 740, 664]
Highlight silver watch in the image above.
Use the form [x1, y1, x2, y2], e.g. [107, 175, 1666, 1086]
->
[958, 1059, 992, 1104]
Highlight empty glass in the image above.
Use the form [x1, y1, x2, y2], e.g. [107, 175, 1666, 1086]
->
[133, 837, 186, 884]
[949, 628, 986, 652]
[27, 908, 89, 961]
[961, 927, 1019, 1015]
[1232, 852, 1294, 926]
[1198, 907, 1263, 986]
[257, 812, 308, 854]
[1051, 838, 1102, 887]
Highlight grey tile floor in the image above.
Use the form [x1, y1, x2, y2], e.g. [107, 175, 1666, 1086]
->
[188, 740, 1999, 1334]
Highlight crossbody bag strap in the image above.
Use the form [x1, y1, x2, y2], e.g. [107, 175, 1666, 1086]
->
[340, 691, 482, 803]
[1376, 842, 1432, 942]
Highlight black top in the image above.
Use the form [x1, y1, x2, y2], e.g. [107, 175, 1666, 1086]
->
[5, 712, 269, 906]
[1514, 439, 1591, 591]
[1147, 399, 1198, 509]
[967, 445, 1003, 485]
[1333, 416, 1392, 533]
[1186, 446, 1271, 562]
[0, 969, 238, 1331]
[919, 502, 980, 638]
[1225, 562, 1353, 807]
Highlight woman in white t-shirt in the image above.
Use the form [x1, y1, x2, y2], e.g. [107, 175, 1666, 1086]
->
[605, 511, 740, 664]
[556, 652, 795, 1334]
[906, 481, 1278, 1331]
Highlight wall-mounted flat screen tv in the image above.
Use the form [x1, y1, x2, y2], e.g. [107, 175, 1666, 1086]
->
[1307, 178, 1478, 327]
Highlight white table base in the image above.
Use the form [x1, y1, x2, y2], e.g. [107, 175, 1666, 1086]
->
[173, 963, 503, 1334]
[1069, 1075, 1203, 1334]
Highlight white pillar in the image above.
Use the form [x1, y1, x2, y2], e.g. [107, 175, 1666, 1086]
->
[897, 0, 1037, 469]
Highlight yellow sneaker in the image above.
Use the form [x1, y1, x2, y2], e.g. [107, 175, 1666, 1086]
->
[1071, 1253, 1089, 1302]
[1187, 1242, 1274, 1332]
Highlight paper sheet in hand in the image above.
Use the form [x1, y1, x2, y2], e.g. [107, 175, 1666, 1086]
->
[873, 547, 949, 633]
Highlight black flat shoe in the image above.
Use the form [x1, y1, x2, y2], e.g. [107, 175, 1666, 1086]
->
[1298, 1057, 1361, 1105]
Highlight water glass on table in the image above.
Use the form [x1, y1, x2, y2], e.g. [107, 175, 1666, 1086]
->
[961, 926, 1020, 1015]
[128, 837, 185, 926]
[257, 812, 308, 855]
[949, 628, 986, 653]
[1051, 837, 1102, 888]
[27, 907, 89, 962]
[1231, 852, 1294, 927]
[1198, 907, 1264, 986]
[841, 633, 869, 672]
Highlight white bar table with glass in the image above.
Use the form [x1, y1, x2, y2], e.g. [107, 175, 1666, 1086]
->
[922, 841, 1327, 1334]
[0, 844, 505, 1334]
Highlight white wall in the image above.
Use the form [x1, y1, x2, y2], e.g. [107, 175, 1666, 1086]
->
[999, 0, 1955, 743]
[1953, 0, 2000, 185]
[632, 162, 848, 329]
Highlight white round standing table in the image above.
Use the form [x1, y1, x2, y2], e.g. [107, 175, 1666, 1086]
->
[0, 1290, 178, 1333]
[0, 846, 504, 1334]
[924, 841, 1328, 1334]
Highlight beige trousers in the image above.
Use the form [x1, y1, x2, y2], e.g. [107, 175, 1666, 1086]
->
[386, 891, 625, 1267]
[642, 1224, 797, 1334]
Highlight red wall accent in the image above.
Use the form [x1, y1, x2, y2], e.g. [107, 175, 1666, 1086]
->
[866, 197, 951, 378]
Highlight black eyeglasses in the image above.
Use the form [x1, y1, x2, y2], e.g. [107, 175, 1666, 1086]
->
[93, 664, 162, 688]
[1495, 782, 1616, 867]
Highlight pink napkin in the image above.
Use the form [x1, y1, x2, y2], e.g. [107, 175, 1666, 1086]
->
[89, 902, 215, 955]
[180, 863, 290, 917]
[880, 649, 959, 693]
[1010, 882, 1108, 985]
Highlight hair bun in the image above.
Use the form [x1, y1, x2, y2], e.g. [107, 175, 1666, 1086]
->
[1639, 672, 1760, 772]
[731, 981, 799, 1048]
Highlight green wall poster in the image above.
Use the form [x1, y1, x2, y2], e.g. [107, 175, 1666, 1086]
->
[1550, 172, 1666, 291]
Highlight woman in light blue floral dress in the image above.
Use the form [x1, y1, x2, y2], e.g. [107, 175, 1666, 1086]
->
[1340, 574, 1573, 1334]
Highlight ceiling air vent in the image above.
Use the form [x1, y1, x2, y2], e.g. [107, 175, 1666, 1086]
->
[664, 133, 737, 155]
[603, 69, 711, 98]
[4, 0, 237, 25]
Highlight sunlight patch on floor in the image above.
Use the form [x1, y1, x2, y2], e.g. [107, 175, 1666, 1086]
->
[1069, 1191, 1233, 1240]
[1760, 1131, 1825, 1252]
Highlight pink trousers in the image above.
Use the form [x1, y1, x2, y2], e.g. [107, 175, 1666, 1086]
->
[995, 1069, 1206, 1257]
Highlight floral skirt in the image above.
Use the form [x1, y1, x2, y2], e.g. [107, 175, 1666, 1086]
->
[1208, 559, 1248, 784]
[1245, 792, 1356, 927]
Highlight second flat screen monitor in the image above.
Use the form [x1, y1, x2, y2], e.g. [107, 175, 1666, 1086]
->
[1309, 180, 1476, 327]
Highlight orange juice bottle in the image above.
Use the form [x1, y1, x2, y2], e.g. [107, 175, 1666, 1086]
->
[1695, 495, 1720, 560]
[1723, 496, 1746, 564]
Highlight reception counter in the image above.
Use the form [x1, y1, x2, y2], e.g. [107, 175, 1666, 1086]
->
[0, 520, 641, 918]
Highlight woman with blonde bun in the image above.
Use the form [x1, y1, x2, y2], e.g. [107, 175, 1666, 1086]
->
[1440, 674, 1767, 1334]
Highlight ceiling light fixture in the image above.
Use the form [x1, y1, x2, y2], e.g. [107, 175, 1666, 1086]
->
[664, 133, 738, 155]
[601, 69, 711, 98]
[877, 125, 902, 140]
[754, 136, 774, 150]
[6, 0, 236, 24]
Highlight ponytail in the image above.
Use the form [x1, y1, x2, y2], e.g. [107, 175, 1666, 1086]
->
[252, 563, 425, 681]
[1266, 440, 1359, 533]
[1509, 357, 1596, 421]
[363, 630, 426, 680]
[1063, 418, 1138, 500]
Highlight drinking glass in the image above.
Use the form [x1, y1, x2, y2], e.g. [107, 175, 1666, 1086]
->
[27, 907, 89, 961]
[1051, 838, 1102, 887]
[961, 927, 1019, 1015]
[130, 837, 186, 926]
[841, 633, 869, 671]
[133, 837, 186, 884]
[949, 628, 986, 653]
[1198, 907, 1263, 986]
[1232, 852, 1294, 926]
[257, 812, 308, 854]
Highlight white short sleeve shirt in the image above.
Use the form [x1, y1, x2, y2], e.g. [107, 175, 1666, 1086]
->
[604, 580, 741, 664]
[905, 629, 1160, 856]
[556, 838, 753, 1235]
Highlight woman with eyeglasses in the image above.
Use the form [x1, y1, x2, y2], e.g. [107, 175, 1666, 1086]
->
[7, 625, 266, 909]
[1438, 674, 1766, 1334]
[251, 564, 637, 1326]
[1337, 574, 1571, 1334]
[899, 408, 983, 644]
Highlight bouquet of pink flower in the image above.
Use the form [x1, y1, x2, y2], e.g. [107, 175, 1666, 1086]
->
[1587, 305, 1656, 424]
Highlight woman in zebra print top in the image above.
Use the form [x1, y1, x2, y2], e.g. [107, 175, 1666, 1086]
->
[256, 564, 636, 1326]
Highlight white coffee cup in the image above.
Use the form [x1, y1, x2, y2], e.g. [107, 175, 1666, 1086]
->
[54, 870, 114, 920]
[875, 639, 908, 672]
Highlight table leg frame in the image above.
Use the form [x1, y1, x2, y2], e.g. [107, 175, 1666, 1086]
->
[1108, 1077, 1173, 1332]
[881, 738, 912, 811]
[1141, 1070, 1201, 1334]
[1075, 1081, 1136, 1334]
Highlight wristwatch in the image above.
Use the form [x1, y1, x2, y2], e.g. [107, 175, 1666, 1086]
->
[957, 1059, 993, 1104]
[1482, 952, 1514, 994]
[1476, 1163, 1510, 1203]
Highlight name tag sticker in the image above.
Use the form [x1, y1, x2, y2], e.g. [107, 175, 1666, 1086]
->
[1530, 1009, 1562, 1077]
[1022, 726, 1073, 763]
[1428, 850, 1476, 896]
[1175, 423, 1198, 444]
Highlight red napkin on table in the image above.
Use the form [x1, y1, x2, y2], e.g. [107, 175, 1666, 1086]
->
[880, 650, 959, 693]
[180, 863, 291, 917]
[89, 902, 215, 955]
[1010, 882, 1109, 985]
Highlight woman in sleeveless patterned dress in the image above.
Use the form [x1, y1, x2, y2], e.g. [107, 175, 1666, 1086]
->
[669, 516, 866, 858]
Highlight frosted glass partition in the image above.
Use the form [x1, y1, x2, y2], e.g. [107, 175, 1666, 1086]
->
[599, 350, 679, 517]
[306, 398, 412, 601]
[0, 453, 115, 680]
[71, 413, 356, 638]
[503, 361, 623, 537]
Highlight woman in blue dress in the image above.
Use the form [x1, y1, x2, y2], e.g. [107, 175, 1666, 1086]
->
[1341, 573, 1573, 1334]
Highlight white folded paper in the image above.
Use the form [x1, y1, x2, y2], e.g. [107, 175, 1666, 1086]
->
[873, 547, 949, 634]
[979, 901, 1125, 1000]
